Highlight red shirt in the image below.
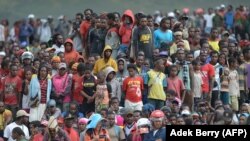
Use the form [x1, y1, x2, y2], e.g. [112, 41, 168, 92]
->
[80, 20, 91, 45]
[72, 74, 84, 104]
[201, 63, 215, 93]
[0, 75, 22, 105]
[64, 127, 80, 141]
[123, 76, 144, 103]
[167, 77, 185, 99]
[40, 79, 48, 104]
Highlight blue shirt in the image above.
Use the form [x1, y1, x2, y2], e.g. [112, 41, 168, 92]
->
[153, 29, 173, 48]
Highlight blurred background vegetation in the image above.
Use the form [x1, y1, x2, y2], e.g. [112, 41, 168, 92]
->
[0, 0, 249, 24]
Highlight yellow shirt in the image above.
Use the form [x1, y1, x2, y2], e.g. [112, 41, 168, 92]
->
[93, 58, 118, 75]
[208, 40, 220, 52]
[147, 70, 167, 101]
[0, 109, 12, 130]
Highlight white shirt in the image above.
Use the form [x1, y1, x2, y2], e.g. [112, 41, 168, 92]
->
[0, 24, 5, 41]
[204, 13, 215, 28]
[52, 44, 65, 55]
[193, 71, 203, 98]
[4, 122, 30, 141]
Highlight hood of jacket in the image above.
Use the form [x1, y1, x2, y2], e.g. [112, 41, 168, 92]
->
[64, 38, 74, 51]
[116, 58, 128, 76]
[103, 66, 116, 81]
[102, 45, 113, 58]
[121, 9, 135, 24]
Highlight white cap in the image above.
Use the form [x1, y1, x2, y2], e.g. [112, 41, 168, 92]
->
[168, 12, 175, 18]
[220, 4, 225, 8]
[181, 109, 191, 116]
[28, 14, 35, 19]
[58, 15, 64, 20]
[137, 118, 151, 128]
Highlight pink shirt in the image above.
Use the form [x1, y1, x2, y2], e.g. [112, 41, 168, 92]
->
[167, 77, 185, 99]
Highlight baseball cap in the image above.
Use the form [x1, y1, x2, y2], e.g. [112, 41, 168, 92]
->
[16, 110, 30, 118]
[222, 30, 230, 36]
[79, 118, 89, 124]
[120, 107, 134, 116]
[64, 114, 75, 120]
[181, 110, 191, 116]
[48, 99, 56, 107]
[45, 47, 56, 52]
[59, 63, 67, 69]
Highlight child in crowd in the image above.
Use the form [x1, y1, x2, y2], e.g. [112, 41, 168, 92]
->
[94, 71, 112, 112]
[167, 65, 186, 103]
[228, 58, 240, 112]
[123, 64, 144, 111]
[192, 60, 203, 110]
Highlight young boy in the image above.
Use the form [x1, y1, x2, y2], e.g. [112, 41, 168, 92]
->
[192, 60, 203, 110]
[167, 65, 186, 102]
[228, 58, 240, 112]
[94, 71, 112, 112]
[123, 64, 144, 111]
[103, 66, 121, 101]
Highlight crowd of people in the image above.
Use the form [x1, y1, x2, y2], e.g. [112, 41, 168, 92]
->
[0, 3, 250, 141]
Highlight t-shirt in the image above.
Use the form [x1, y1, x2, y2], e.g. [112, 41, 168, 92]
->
[4, 122, 30, 141]
[123, 76, 144, 103]
[208, 39, 220, 52]
[0, 109, 12, 130]
[0, 75, 22, 105]
[193, 71, 203, 98]
[145, 70, 167, 101]
[204, 13, 215, 28]
[228, 69, 240, 97]
[107, 126, 125, 141]
[201, 63, 215, 93]
[72, 74, 84, 104]
[153, 29, 173, 48]
[167, 77, 185, 99]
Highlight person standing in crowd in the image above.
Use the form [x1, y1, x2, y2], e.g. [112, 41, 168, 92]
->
[43, 116, 70, 141]
[103, 66, 121, 100]
[63, 38, 80, 65]
[174, 48, 194, 110]
[106, 13, 120, 58]
[118, 9, 135, 54]
[69, 14, 83, 54]
[94, 71, 112, 112]
[228, 57, 240, 112]
[0, 102, 12, 138]
[145, 58, 167, 110]
[4, 110, 30, 141]
[93, 45, 118, 75]
[0, 64, 22, 118]
[153, 17, 173, 49]
[89, 16, 108, 56]
[63, 114, 80, 141]
[52, 62, 72, 112]
[80, 9, 93, 53]
[123, 64, 144, 111]
[107, 111, 125, 141]
[81, 63, 96, 115]
[84, 113, 111, 141]
[52, 33, 64, 55]
[167, 65, 186, 102]
[42, 99, 61, 120]
[204, 8, 215, 34]
[132, 14, 154, 60]
[144, 110, 166, 141]
[208, 28, 220, 52]
[11, 127, 28, 141]
[238, 47, 250, 105]
[200, 50, 215, 104]
[29, 65, 52, 122]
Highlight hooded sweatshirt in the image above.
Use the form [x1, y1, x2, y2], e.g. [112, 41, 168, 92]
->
[103, 66, 122, 101]
[119, 9, 135, 45]
[93, 45, 118, 75]
[64, 38, 80, 64]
